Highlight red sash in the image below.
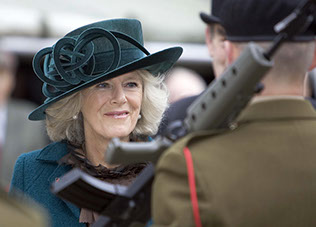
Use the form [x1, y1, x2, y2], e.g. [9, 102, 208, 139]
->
[183, 147, 202, 227]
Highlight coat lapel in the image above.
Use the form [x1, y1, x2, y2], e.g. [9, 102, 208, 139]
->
[48, 164, 80, 218]
[36, 142, 80, 219]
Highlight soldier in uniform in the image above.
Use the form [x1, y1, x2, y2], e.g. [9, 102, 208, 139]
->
[152, 0, 316, 226]
[157, 0, 227, 136]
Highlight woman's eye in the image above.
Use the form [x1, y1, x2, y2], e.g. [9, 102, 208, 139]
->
[96, 82, 110, 88]
[125, 82, 138, 88]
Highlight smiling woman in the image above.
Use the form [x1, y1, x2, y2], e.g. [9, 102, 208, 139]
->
[81, 71, 144, 146]
[9, 18, 182, 227]
[45, 69, 167, 167]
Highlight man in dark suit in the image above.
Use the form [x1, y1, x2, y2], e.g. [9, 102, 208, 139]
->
[152, 0, 316, 226]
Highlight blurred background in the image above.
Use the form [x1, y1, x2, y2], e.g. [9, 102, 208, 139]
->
[0, 0, 214, 105]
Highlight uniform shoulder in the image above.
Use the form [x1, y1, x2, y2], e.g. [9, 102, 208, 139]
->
[172, 130, 227, 152]
[157, 129, 228, 164]
[156, 131, 215, 166]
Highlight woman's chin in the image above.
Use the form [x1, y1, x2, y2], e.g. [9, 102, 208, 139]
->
[104, 130, 131, 140]
[100, 122, 136, 139]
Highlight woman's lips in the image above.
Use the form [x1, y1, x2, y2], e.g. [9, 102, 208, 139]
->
[105, 111, 129, 119]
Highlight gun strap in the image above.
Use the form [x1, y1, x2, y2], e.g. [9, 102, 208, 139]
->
[183, 147, 202, 227]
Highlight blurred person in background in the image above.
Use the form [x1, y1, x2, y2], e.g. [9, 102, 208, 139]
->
[0, 52, 49, 226]
[10, 18, 182, 226]
[152, 0, 316, 226]
[0, 187, 48, 226]
[165, 66, 207, 103]
[157, 0, 227, 136]
[0, 51, 48, 190]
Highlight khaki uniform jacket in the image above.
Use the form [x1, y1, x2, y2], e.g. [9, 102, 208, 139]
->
[152, 98, 316, 227]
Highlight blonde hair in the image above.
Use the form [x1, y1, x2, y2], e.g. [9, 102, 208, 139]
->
[134, 70, 168, 136]
[45, 92, 84, 145]
[45, 70, 168, 144]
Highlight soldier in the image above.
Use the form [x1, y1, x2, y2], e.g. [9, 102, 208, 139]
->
[157, 0, 227, 136]
[152, 0, 316, 226]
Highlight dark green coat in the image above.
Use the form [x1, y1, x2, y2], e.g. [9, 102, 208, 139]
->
[10, 142, 85, 227]
[152, 98, 316, 227]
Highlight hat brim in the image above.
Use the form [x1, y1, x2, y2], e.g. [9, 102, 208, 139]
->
[29, 46, 182, 121]
[200, 12, 221, 24]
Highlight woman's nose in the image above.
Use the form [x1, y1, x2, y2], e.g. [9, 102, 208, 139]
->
[110, 86, 127, 105]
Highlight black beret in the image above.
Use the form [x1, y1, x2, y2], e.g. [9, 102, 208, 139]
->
[200, 0, 225, 24]
[220, 0, 316, 41]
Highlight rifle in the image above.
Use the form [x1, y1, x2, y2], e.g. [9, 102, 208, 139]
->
[51, 1, 316, 226]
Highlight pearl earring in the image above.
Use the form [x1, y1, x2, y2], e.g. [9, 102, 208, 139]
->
[138, 114, 142, 120]
[73, 115, 78, 120]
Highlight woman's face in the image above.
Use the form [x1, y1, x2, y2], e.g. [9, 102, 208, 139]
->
[81, 71, 143, 141]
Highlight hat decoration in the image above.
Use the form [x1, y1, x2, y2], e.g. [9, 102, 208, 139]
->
[33, 28, 150, 102]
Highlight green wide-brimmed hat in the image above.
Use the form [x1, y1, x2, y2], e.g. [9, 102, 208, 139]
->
[29, 18, 183, 121]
